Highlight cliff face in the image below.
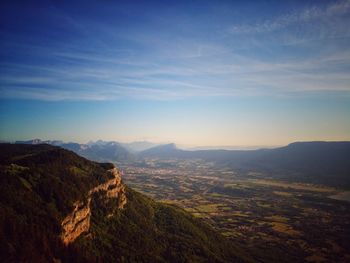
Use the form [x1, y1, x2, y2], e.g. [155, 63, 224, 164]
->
[61, 167, 126, 245]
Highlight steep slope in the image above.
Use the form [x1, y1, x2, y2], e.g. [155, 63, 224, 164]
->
[0, 144, 251, 263]
[60, 167, 126, 246]
[73, 187, 250, 263]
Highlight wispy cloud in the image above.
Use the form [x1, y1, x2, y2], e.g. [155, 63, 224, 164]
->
[1, 48, 349, 101]
[229, 0, 350, 34]
[0, 1, 349, 101]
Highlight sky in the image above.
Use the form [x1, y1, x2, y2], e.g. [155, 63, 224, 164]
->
[0, 0, 350, 147]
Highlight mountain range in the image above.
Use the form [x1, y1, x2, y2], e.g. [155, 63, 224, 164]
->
[139, 141, 350, 188]
[14, 139, 146, 162]
[13, 139, 350, 188]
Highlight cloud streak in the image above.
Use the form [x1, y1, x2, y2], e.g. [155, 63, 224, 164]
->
[1, 43, 350, 101]
[0, 1, 349, 101]
[229, 0, 350, 34]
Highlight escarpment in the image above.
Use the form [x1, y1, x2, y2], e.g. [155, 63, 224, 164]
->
[1, 144, 253, 263]
[61, 167, 126, 245]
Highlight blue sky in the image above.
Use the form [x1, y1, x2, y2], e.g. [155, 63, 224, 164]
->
[1, 0, 350, 146]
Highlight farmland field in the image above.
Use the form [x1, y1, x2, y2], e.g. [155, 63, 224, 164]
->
[120, 158, 350, 263]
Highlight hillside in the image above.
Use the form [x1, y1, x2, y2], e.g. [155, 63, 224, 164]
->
[0, 144, 250, 263]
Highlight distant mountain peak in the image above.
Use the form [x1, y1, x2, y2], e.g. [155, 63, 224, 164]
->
[121, 141, 160, 152]
[145, 143, 177, 151]
[162, 143, 177, 149]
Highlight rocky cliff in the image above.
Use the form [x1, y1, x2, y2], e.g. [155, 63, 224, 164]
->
[61, 167, 126, 245]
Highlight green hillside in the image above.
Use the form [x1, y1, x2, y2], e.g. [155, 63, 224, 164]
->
[0, 144, 251, 263]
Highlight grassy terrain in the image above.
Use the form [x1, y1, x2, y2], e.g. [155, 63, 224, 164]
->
[74, 187, 251, 262]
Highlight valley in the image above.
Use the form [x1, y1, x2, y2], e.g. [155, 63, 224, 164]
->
[120, 158, 350, 263]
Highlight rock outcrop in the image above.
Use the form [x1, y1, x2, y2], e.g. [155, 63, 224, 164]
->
[61, 167, 126, 245]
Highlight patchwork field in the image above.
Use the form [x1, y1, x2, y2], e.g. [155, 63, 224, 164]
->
[120, 158, 350, 263]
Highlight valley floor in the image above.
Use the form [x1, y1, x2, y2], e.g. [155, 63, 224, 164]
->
[119, 158, 350, 263]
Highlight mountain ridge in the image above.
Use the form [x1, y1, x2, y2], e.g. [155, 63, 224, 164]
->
[138, 141, 350, 188]
[0, 143, 251, 263]
[11, 139, 350, 188]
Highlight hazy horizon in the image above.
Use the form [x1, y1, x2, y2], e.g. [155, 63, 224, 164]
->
[5, 137, 350, 152]
[1, 0, 350, 146]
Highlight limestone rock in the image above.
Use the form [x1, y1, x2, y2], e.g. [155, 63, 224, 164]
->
[61, 167, 126, 245]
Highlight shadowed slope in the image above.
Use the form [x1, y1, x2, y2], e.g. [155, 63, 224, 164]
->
[0, 144, 251, 263]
